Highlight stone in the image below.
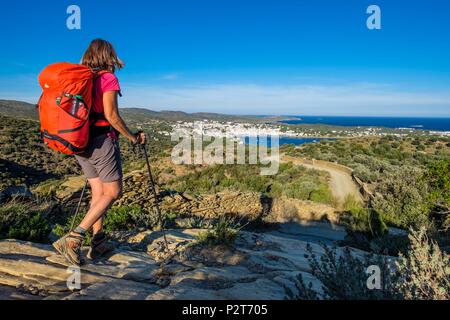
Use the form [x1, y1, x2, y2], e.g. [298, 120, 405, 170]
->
[268, 197, 338, 224]
[146, 285, 226, 300]
[215, 278, 287, 300]
[0, 239, 55, 258]
[45, 249, 159, 282]
[63, 278, 159, 300]
[169, 266, 257, 289]
[182, 193, 196, 201]
[0, 255, 108, 293]
[266, 221, 346, 245]
[271, 271, 323, 297]
[0, 284, 42, 300]
[55, 175, 86, 199]
[0, 224, 375, 300]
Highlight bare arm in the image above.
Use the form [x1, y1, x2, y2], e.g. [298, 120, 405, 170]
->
[103, 91, 143, 144]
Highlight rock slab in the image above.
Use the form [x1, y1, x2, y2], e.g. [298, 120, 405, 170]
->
[0, 224, 351, 300]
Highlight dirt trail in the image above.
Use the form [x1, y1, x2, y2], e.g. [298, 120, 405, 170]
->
[282, 155, 363, 208]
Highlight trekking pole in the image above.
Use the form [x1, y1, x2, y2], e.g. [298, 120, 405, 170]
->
[140, 140, 170, 251]
[70, 179, 88, 232]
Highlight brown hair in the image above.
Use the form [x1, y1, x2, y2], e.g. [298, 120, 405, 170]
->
[81, 39, 124, 73]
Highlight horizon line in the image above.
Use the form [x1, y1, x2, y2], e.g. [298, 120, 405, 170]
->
[2, 98, 450, 119]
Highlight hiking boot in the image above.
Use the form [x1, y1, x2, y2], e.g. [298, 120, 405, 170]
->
[87, 232, 115, 260]
[52, 233, 84, 266]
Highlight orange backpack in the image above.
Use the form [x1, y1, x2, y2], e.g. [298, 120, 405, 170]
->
[37, 62, 101, 155]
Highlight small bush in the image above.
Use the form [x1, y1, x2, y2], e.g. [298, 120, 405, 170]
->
[196, 216, 238, 246]
[0, 201, 51, 243]
[369, 234, 410, 256]
[394, 228, 450, 300]
[104, 206, 143, 232]
[309, 186, 334, 205]
[52, 205, 145, 242]
[372, 167, 430, 229]
[342, 207, 388, 239]
[169, 162, 334, 205]
[287, 228, 450, 300]
[286, 243, 395, 300]
[342, 195, 362, 212]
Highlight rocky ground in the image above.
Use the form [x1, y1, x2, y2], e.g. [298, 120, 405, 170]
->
[0, 165, 354, 300]
[0, 222, 355, 300]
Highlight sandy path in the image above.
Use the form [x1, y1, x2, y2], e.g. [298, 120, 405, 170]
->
[282, 155, 363, 208]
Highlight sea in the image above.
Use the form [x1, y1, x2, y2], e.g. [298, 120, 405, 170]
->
[240, 116, 450, 147]
[279, 116, 450, 132]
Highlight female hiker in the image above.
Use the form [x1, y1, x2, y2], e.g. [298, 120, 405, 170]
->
[53, 39, 145, 265]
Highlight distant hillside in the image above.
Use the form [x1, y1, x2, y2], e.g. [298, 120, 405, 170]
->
[119, 107, 250, 122]
[0, 100, 38, 120]
[0, 99, 253, 123]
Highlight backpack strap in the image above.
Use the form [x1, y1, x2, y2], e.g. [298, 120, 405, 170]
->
[90, 69, 122, 132]
[92, 69, 122, 97]
[92, 69, 109, 82]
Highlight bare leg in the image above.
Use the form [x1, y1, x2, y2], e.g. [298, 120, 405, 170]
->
[78, 180, 122, 232]
[88, 178, 105, 236]
[92, 217, 104, 236]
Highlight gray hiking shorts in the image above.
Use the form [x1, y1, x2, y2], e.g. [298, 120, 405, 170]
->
[75, 134, 123, 183]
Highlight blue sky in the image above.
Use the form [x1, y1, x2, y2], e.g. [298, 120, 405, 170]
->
[1, 0, 450, 116]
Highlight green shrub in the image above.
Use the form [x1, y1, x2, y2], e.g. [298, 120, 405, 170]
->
[0, 202, 51, 243]
[372, 167, 430, 229]
[425, 160, 450, 211]
[196, 216, 238, 246]
[342, 195, 361, 212]
[342, 207, 388, 239]
[104, 206, 142, 232]
[286, 243, 395, 300]
[369, 233, 409, 255]
[287, 228, 450, 300]
[52, 205, 145, 242]
[170, 162, 333, 205]
[394, 228, 450, 300]
[52, 223, 70, 238]
[6, 213, 50, 243]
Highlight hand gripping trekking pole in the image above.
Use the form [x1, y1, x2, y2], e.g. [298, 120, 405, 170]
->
[140, 140, 169, 251]
[70, 179, 88, 232]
